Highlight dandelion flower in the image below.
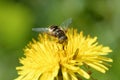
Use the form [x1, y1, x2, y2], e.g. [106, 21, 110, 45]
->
[15, 28, 113, 80]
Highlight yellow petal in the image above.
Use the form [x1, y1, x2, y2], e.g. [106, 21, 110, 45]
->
[85, 62, 106, 73]
[77, 68, 90, 79]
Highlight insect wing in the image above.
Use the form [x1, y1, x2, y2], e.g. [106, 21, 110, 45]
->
[32, 28, 49, 33]
[60, 18, 72, 30]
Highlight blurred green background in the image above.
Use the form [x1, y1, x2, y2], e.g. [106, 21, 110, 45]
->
[0, 0, 120, 80]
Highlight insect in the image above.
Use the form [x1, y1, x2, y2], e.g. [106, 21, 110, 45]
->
[32, 18, 72, 44]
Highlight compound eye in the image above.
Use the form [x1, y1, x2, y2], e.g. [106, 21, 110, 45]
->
[50, 25, 58, 30]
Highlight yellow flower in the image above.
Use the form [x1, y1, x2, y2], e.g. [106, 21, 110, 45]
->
[15, 28, 113, 80]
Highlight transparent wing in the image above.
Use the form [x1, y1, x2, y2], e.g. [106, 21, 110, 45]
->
[60, 18, 72, 30]
[32, 28, 49, 33]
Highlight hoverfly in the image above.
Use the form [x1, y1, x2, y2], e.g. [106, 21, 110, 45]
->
[32, 18, 72, 44]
